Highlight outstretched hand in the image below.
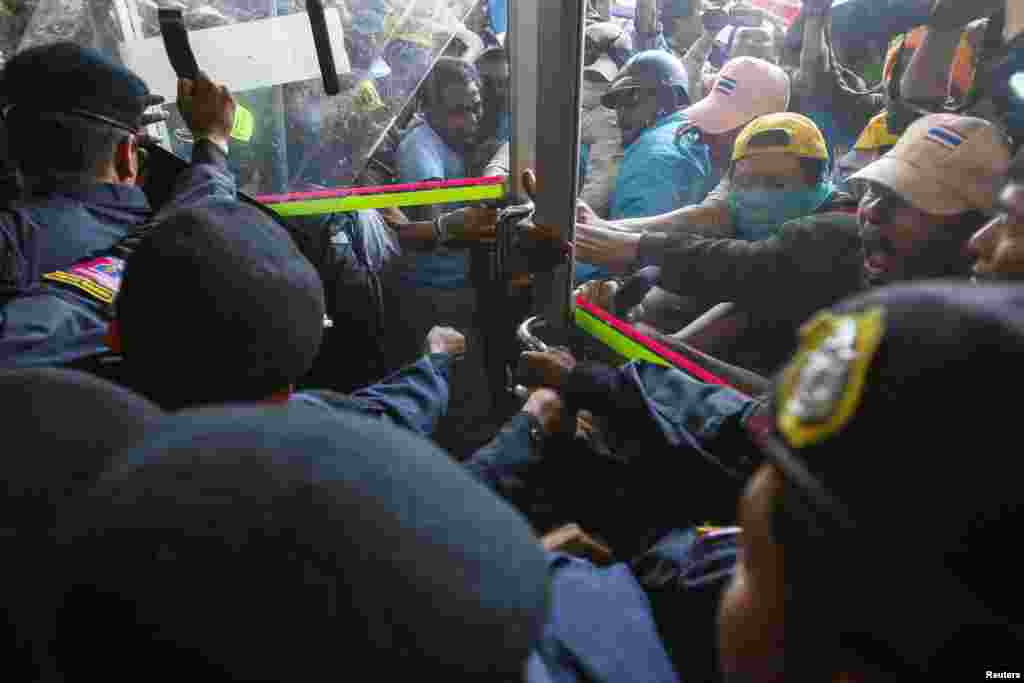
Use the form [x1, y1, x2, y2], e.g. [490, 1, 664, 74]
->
[575, 223, 642, 275]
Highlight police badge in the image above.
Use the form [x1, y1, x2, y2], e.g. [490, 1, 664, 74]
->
[776, 308, 886, 449]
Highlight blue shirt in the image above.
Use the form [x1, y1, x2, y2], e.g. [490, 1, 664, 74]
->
[610, 112, 715, 221]
[801, 108, 858, 169]
[396, 118, 470, 289]
[571, 113, 716, 284]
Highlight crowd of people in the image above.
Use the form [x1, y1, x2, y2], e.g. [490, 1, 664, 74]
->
[1, 0, 1024, 679]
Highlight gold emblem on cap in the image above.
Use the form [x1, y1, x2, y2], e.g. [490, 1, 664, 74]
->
[776, 308, 885, 449]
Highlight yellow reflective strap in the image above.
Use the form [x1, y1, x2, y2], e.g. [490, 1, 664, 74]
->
[263, 184, 505, 216]
[573, 304, 671, 367]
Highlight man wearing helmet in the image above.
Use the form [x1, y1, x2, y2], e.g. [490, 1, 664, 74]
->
[600, 50, 695, 223]
[602, 53, 790, 224]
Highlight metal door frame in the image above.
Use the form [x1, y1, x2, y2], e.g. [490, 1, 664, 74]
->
[509, 0, 587, 337]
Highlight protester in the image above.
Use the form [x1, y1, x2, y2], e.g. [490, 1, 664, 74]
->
[573, 113, 1008, 371]
[850, 113, 1006, 287]
[112, 200, 459, 438]
[599, 50, 693, 222]
[681, 5, 782, 103]
[894, 0, 1002, 136]
[629, 112, 852, 336]
[781, 0, 885, 167]
[474, 45, 511, 147]
[721, 112, 843, 241]
[576, 54, 790, 243]
[580, 22, 632, 219]
[660, 0, 703, 58]
[389, 56, 501, 456]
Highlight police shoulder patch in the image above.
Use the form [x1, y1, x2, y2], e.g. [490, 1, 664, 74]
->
[42, 256, 125, 306]
[776, 307, 885, 449]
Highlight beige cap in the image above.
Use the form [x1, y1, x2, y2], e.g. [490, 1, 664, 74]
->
[682, 56, 790, 135]
[851, 113, 1011, 215]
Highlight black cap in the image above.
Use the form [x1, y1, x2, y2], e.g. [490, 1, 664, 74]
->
[757, 282, 1024, 671]
[116, 200, 326, 408]
[0, 368, 162, 679]
[54, 404, 549, 680]
[0, 367, 161, 528]
[1, 41, 151, 131]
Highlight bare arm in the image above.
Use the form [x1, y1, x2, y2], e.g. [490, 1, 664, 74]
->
[682, 30, 716, 103]
[605, 203, 733, 237]
[792, 13, 828, 99]
[636, 0, 660, 47]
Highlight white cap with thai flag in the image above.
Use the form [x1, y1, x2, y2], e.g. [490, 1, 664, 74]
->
[851, 113, 1011, 215]
[681, 56, 790, 135]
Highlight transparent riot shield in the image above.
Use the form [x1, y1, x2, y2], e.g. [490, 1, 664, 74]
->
[0, 0, 495, 201]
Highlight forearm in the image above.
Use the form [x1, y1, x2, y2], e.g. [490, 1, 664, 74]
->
[464, 412, 545, 501]
[682, 32, 715, 102]
[900, 27, 962, 103]
[794, 13, 828, 98]
[161, 140, 237, 212]
[609, 204, 731, 237]
[349, 353, 452, 436]
[634, 0, 661, 50]
[386, 218, 438, 251]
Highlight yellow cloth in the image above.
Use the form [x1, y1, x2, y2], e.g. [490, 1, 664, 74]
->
[853, 111, 900, 152]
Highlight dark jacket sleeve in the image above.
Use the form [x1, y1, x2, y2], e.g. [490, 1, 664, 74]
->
[463, 412, 544, 499]
[637, 212, 864, 313]
[0, 211, 37, 294]
[158, 140, 238, 212]
[348, 352, 452, 436]
[565, 360, 762, 480]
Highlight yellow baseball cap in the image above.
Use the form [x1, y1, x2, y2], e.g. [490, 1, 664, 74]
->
[732, 112, 828, 163]
[853, 112, 899, 152]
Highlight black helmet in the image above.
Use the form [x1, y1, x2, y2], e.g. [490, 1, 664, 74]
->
[601, 50, 690, 110]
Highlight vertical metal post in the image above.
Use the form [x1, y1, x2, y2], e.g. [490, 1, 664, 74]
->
[268, 0, 290, 193]
[514, 0, 586, 340]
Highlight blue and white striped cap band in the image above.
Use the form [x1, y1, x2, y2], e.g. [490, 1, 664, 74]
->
[925, 126, 964, 149]
[715, 76, 738, 96]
